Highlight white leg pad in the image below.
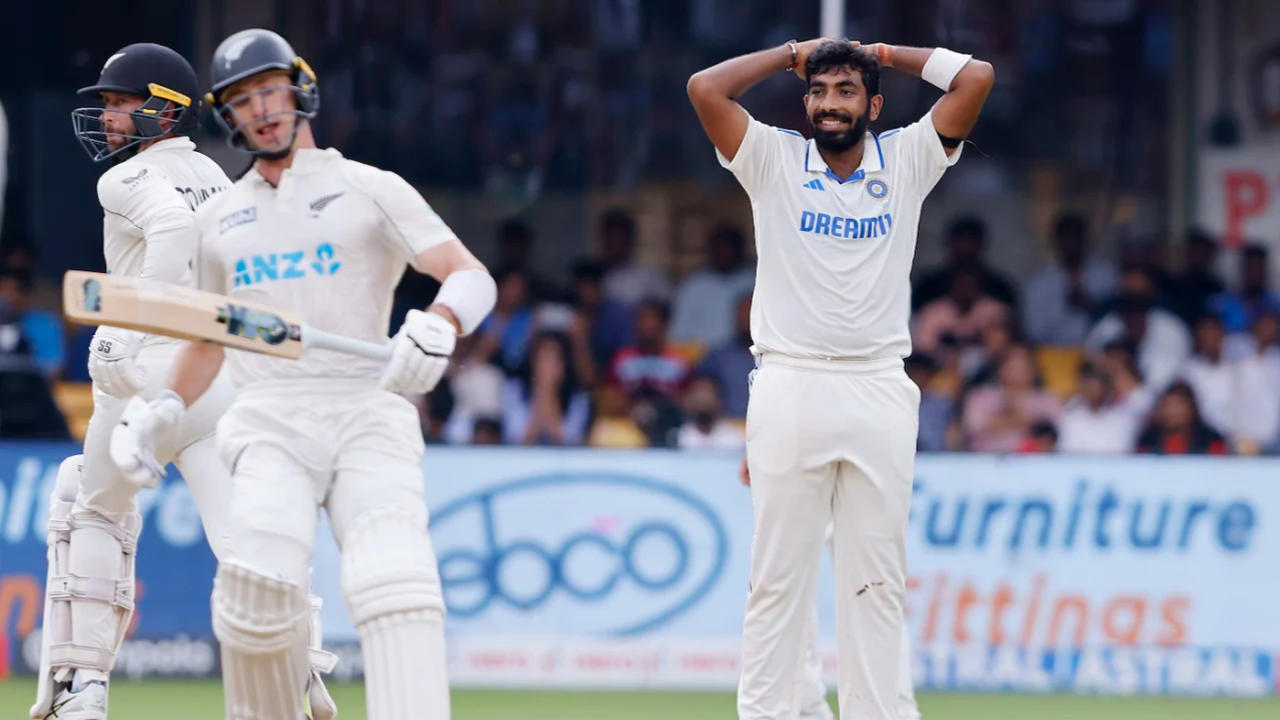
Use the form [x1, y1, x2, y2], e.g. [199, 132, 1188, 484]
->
[340, 505, 448, 720]
[30, 455, 82, 718]
[212, 560, 310, 720]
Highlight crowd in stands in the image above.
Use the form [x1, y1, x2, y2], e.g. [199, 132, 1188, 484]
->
[396, 209, 1280, 456]
[6, 204, 1277, 456]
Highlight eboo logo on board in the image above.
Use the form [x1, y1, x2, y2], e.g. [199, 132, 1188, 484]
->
[432, 473, 729, 636]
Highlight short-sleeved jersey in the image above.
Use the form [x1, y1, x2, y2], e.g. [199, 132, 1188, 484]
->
[97, 136, 230, 345]
[193, 148, 459, 386]
[717, 110, 961, 360]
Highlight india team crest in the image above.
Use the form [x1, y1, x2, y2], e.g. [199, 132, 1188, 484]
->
[867, 179, 889, 199]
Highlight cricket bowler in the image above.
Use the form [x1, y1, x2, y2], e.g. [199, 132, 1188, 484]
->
[689, 38, 993, 719]
[109, 29, 495, 719]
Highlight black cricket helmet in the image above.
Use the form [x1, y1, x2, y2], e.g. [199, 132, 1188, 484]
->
[71, 43, 200, 163]
[206, 29, 319, 158]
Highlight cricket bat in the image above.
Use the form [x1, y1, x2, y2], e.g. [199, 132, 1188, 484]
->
[63, 270, 390, 361]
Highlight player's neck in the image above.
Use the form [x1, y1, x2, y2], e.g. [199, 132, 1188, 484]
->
[253, 123, 318, 187]
[817, 140, 865, 181]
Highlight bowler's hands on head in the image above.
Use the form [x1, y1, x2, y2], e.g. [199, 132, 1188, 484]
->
[793, 38, 841, 80]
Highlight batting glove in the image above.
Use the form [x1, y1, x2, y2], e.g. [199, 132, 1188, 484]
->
[88, 326, 147, 398]
[109, 390, 184, 488]
[379, 309, 455, 394]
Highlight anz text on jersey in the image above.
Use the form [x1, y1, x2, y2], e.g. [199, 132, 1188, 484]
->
[233, 243, 342, 287]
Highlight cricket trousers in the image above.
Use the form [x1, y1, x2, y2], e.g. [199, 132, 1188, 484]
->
[739, 354, 920, 720]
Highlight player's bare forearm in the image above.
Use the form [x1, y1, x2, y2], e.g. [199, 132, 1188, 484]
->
[869, 43, 994, 144]
[688, 40, 820, 161]
[167, 341, 224, 407]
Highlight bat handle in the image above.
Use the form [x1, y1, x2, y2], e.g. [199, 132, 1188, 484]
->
[303, 326, 392, 361]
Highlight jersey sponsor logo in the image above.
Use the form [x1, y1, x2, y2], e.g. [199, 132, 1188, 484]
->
[120, 168, 148, 186]
[308, 191, 345, 215]
[867, 179, 889, 199]
[802, 178, 825, 192]
[232, 242, 341, 287]
[218, 207, 257, 234]
[798, 210, 893, 239]
[215, 303, 300, 346]
[174, 185, 224, 211]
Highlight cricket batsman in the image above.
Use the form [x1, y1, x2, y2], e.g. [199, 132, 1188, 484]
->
[35, 42, 340, 720]
[109, 29, 496, 719]
[31, 43, 237, 720]
[689, 38, 993, 718]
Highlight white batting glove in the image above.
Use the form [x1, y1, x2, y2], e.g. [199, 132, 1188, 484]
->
[379, 309, 455, 394]
[109, 391, 184, 488]
[88, 326, 147, 398]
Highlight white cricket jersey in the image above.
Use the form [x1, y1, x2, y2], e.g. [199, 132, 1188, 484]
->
[193, 148, 458, 386]
[718, 109, 961, 360]
[97, 136, 230, 345]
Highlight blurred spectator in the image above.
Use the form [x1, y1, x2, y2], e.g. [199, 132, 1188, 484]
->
[698, 293, 754, 418]
[1022, 214, 1118, 346]
[420, 378, 454, 445]
[1019, 420, 1058, 453]
[1085, 266, 1191, 391]
[962, 345, 1062, 453]
[1165, 230, 1225, 324]
[1057, 360, 1152, 454]
[472, 417, 505, 446]
[1221, 312, 1280, 453]
[610, 300, 691, 446]
[494, 218, 555, 302]
[1135, 381, 1228, 455]
[1178, 314, 1235, 439]
[912, 217, 1017, 311]
[501, 331, 591, 445]
[905, 353, 953, 452]
[0, 266, 63, 380]
[599, 209, 671, 306]
[1208, 245, 1280, 334]
[569, 260, 633, 385]
[676, 375, 744, 449]
[911, 266, 1011, 357]
[587, 385, 648, 448]
[669, 225, 754, 346]
[609, 299, 691, 401]
[469, 268, 534, 375]
[959, 320, 1019, 389]
[443, 363, 505, 445]
[0, 267, 68, 439]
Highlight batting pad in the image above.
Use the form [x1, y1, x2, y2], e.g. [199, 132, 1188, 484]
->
[30, 456, 83, 718]
[212, 560, 310, 720]
[360, 608, 449, 720]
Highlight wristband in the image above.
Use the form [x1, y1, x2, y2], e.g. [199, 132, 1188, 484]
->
[873, 43, 895, 67]
[786, 40, 799, 73]
[432, 268, 497, 336]
[921, 47, 971, 91]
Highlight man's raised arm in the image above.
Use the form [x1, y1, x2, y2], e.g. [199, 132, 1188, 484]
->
[863, 43, 995, 154]
[687, 39, 828, 162]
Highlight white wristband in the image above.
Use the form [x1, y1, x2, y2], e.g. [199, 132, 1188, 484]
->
[921, 47, 972, 92]
[432, 268, 497, 336]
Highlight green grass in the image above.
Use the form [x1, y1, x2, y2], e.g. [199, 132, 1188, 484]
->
[2, 678, 1277, 719]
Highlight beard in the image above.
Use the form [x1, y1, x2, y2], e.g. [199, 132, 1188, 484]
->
[810, 109, 869, 152]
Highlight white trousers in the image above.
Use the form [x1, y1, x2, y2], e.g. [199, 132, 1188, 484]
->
[740, 355, 920, 720]
[214, 379, 430, 587]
